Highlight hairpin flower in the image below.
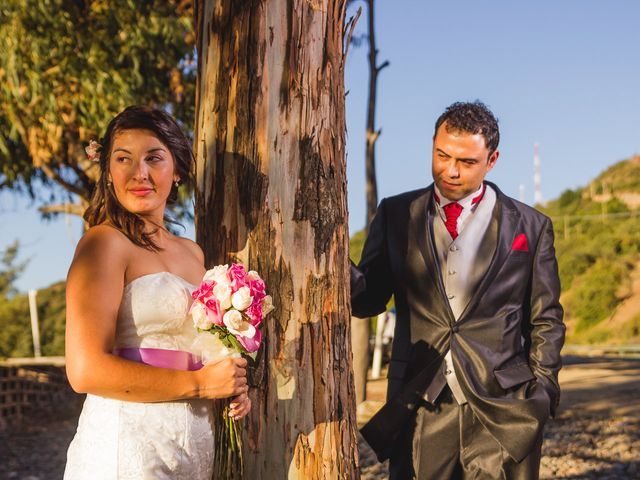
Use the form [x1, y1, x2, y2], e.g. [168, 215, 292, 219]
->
[85, 140, 102, 163]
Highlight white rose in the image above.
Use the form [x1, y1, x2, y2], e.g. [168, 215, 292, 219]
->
[213, 283, 232, 310]
[261, 295, 275, 316]
[203, 265, 230, 286]
[191, 302, 213, 330]
[223, 310, 256, 338]
[247, 270, 261, 281]
[231, 286, 253, 311]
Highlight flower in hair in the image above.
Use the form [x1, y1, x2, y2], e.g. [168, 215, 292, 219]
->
[85, 140, 102, 163]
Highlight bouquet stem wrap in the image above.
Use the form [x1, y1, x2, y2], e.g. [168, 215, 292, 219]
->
[213, 400, 243, 479]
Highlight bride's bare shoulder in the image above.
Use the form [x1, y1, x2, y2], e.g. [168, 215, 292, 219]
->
[67, 224, 132, 288]
[72, 224, 131, 261]
[175, 236, 205, 264]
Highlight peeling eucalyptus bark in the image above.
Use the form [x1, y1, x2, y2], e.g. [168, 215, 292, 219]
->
[193, 1, 358, 478]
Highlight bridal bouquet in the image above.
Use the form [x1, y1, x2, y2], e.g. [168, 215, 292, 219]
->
[189, 263, 273, 478]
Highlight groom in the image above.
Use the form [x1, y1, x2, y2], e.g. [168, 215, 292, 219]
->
[351, 101, 565, 479]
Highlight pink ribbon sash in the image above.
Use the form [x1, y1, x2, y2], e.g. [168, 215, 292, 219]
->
[113, 347, 203, 371]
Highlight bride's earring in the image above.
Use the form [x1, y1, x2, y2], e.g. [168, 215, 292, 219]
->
[174, 179, 180, 188]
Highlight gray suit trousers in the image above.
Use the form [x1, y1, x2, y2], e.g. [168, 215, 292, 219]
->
[389, 388, 543, 480]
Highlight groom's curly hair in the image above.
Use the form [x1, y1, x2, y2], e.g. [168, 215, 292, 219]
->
[434, 101, 500, 156]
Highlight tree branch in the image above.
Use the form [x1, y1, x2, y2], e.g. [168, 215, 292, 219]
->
[377, 60, 390, 72]
[38, 202, 85, 217]
[343, 7, 362, 58]
[39, 163, 89, 200]
[366, 129, 381, 145]
[68, 160, 97, 192]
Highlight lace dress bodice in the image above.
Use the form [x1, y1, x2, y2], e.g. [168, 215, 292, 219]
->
[115, 271, 200, 351]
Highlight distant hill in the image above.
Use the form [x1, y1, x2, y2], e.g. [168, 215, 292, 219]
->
[539, 155, 640, 344]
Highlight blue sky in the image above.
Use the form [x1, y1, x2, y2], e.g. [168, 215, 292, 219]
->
[3, 0, 640, 292]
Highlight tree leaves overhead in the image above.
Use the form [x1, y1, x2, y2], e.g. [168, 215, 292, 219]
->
[0, 0, 195, 211]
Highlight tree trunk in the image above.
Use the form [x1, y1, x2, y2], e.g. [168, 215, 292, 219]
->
[193, 1, 359, 478]
[364, 0, 387, 230]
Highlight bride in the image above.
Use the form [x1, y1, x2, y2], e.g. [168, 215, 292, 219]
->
[64, 106, 250, 479]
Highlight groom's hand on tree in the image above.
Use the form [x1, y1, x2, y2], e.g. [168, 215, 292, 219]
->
[196, 357, 248, 399]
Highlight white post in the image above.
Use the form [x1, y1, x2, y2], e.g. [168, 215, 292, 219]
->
[371, 312, 386, 380]
[28, 289, 42, 358]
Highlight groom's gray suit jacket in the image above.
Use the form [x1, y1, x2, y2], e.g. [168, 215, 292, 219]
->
[351, 181, 565, 463]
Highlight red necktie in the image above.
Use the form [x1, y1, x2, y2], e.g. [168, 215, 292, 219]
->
[443, 202, 463, 240]
[435, 185, 486, 240]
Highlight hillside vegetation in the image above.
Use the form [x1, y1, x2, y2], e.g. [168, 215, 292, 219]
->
[540, 156, 640, 344]
[0, 241, 66, 358]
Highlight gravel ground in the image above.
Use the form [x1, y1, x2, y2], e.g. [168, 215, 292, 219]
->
[0, 410, 79, 480]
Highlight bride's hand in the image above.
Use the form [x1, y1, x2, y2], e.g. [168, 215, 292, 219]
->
[229, 392, 252, 419]
[196, 357, 248, 399]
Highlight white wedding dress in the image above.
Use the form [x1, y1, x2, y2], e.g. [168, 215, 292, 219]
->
[64, 272, 215, 479]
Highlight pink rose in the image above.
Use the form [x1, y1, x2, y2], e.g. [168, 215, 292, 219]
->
[245, 303, 263, 327]
[192, 281, 214, 303]
[204, 297, 224, 325]
[247, 277, 266, 302]
[236, 327, 262, 353]
[228, 263, 248, 290]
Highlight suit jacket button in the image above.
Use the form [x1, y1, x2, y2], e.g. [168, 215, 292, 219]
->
[452, 325, 459, 333]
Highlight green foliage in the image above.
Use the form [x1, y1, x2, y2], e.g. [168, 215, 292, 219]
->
[349, 228, 366, 264]
[592, 156, 640, 193]
[0, 0, 195, 209]
[0, 240, 28, 296]
[0, 293, 32, 357]
[557, 188, 582, 210]
[0, 242, 66, 358]
[36, 281, 67, 356]
[555, 215, 640, 290]
[0, 281, 67, 359]
[621, 312, 640, 339]
[565, 259, 631, 332]
[540, 155, 640, 342]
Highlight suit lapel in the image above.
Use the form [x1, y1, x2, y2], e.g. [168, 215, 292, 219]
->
[458, 183, 523, 322]
[410, 187, 456, 324]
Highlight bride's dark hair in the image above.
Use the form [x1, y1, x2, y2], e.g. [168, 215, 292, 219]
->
[83, 105, 194, 251]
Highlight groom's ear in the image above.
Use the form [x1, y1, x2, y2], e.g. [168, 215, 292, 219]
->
[487, 149, 499, 170]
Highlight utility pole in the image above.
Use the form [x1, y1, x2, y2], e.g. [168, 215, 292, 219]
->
[28, 289, 41, 358]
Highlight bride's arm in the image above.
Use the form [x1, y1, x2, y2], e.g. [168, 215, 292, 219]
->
[65, 226, 248, 402]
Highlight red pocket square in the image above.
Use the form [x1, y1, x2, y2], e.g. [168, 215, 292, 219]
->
[511, 233, 528, 251]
